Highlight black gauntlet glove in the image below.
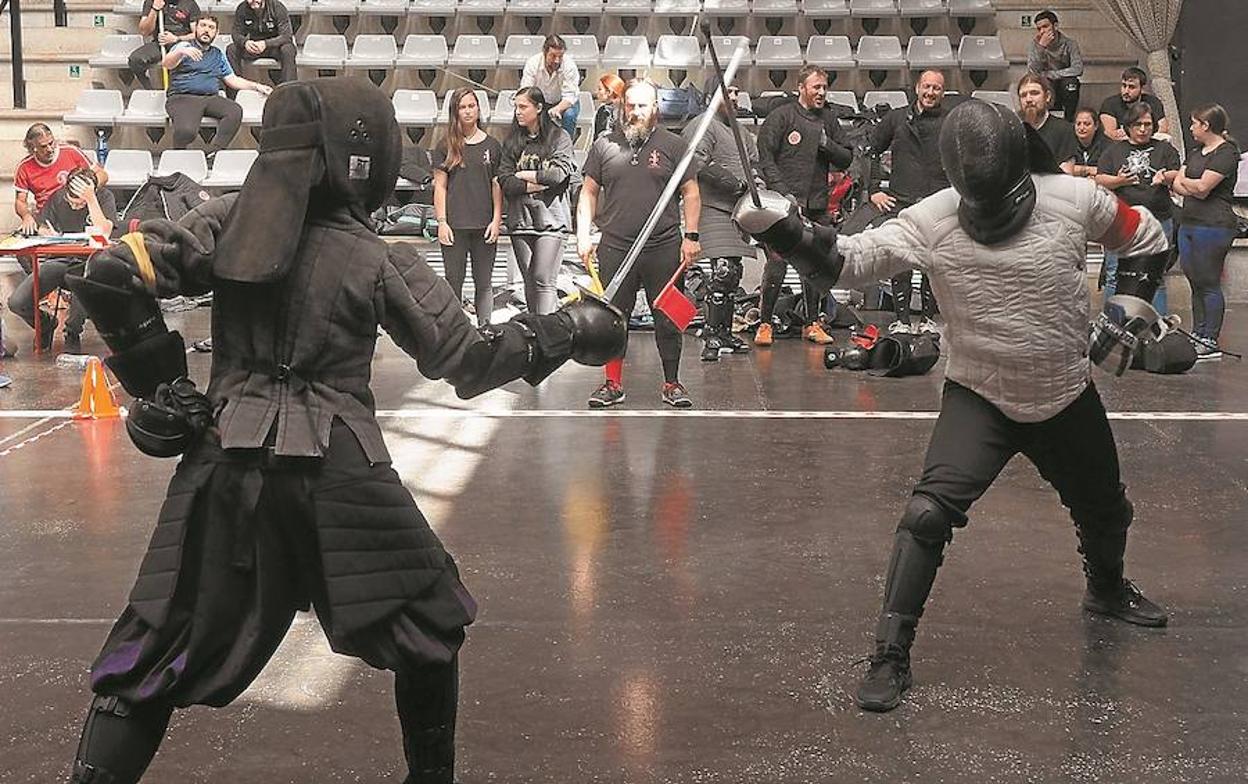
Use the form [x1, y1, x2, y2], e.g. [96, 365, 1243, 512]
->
[126, 377, 215, 458]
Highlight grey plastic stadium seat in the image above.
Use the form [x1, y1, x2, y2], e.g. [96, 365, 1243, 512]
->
[708, 35, 752, 65]
[899, 0, 945, 17]
[906, 35, 955, 69]
[346, 35, 398, 68]
[111, 0, 144, 14]
[577, 92, 595, 127]
[491, 90, 516, 126]
[753, 36, 802, 67]
[754, 0, 799, 15]
[157, 150, 208, 182]
[601, 36, 652, 69]
[850, 0, 897, 16]
[114, 90, 168, 126]
[948, 0, 993, 17]
[460, 0, 506, 11]
[306, 0, 360, 14]
[396, 35, 449, 68]
[856, 36, 905, 68]
[393, 89, 439, 126]
[89, 34, 144, 68]
[203, 150, 259, 188]
[802, 0, 850, 17]
[563, 35, 601, 69]
[958, 35, 1007, 69]
[236, 91, 267, 125]
[409, 0, 457, 13]
[554, 0, 603, 16]
[653, 36, 703, 69]
[654, 0, 699, 13]
[863, 90, 909, 110]
[297, 35, 349, 68]
[827, 90, 859, 112]
[508, 0, 556, 13]
[64, 90, 124, 126]
[358, 0, 410, 14]
[448, 36, 500, 68]
[102, 149, 154, 188]
[805, 36, 854, 69]
[602, 0, 650, 14]
[500, 35, 543, 68]
[970, 89, 1013, 109]
[440, 89, 491, 123]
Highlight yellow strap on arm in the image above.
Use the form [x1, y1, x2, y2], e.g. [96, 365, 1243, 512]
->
[119, 232, 157, 291]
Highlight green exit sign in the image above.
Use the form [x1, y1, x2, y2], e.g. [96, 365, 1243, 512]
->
[94, 14, 106, 26]
[68, 64, 82, 79]
[1020, 14, 1033, 28]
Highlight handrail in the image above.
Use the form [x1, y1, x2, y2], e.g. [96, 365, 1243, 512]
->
[4, 0, 26, 109]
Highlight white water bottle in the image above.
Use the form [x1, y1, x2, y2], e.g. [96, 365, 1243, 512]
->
[56, 353, 94, 370]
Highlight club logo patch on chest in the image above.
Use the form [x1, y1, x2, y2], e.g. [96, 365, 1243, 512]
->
[787, 130, 802, 145]
[648, 150, 662, 169]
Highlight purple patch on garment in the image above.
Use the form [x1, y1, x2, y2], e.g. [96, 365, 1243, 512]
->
[138, 651, 188, 701]
[90, 639, 146, 688]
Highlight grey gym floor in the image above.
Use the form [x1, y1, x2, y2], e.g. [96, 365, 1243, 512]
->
[2, 265, 1246, 783]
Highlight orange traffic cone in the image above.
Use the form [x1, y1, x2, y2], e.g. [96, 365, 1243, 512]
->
[72, 356, 121, 420]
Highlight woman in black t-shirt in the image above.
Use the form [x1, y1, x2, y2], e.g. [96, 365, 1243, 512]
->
[497, 87, 578, 315]
[591, 73, 624, 142]
[1094, 102, 1179, 312]
[1154, 103, 1241, 358]
[433, 87, 503, 324]
[1072, 107, 1110, 178]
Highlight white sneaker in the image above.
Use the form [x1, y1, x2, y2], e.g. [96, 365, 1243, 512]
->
[917, 317, 939, 335]
[888, 320, 913, 335]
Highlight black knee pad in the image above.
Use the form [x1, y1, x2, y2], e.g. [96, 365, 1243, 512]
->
[709, 257, 743, 293]
[897, 494, 955, 545]
[72, 695, 172, 784]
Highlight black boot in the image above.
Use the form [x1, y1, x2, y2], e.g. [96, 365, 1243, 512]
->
[700, 327, 725, 362]
[857, 507, 948, 712]
[69, 695, 173, 783]
[857, 611, 916, 712]
[1077, 524, 1168, 627]
[396, 659, 458, 784]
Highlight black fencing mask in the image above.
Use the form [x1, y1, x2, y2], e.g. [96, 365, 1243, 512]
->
[215, 77, 402, 283]
[939, 100, 1036, 245]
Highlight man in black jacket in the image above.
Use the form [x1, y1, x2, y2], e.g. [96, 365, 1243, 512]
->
[227, 0, 296, 90]
[64, 78, 626, 784]
[754, 65, 853, 346]
[845, 70, 957, 334]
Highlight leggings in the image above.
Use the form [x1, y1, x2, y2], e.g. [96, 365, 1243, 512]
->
[1178, 223, 1235, 341]
[441, 228, 498, 323]
[511, 233, 565, 316]
[597, 239, 684, 383]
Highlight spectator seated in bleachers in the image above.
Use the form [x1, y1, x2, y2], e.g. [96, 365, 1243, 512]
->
[7, 167, 116, 354]
[1099, 66, 1171, 142]
[227, 0, 297, 91]
[13, 123, 110, 236]
[162, 15, 272, 157]
[130, 0, 202, 90]
[519, 34, 581, 139]
[1072, 106, 1110, 179]
[1026, 9, 1083, 119]
[1017, 72, 1077, 175]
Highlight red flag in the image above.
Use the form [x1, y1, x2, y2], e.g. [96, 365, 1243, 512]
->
[653, 278, 697, 332]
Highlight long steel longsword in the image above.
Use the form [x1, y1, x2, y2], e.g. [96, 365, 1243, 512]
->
[600, 44, 747, 302]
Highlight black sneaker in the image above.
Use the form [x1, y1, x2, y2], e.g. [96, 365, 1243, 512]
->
[700, 335, 723, 362]
[856, 644, 913, 712]
[587, 380, 625, 409]
[661, 381, 693, 408]
[1191, 337, 1223, 361]
[1083, 578, 1168, 627]
[720, 332, 750, 354]
[63, 332, 82, 355]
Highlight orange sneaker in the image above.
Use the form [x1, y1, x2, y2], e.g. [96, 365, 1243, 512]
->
[803, 323, 835, 345]
[754, 322, 774, 346]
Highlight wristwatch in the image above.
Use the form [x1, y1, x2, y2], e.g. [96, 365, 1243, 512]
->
[683, 231, 700, 241]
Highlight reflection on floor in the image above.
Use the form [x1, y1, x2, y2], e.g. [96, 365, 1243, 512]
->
[2, 303, 1246, 783]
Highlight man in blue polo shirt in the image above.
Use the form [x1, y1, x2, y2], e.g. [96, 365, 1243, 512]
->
[161, 15, 272, 156]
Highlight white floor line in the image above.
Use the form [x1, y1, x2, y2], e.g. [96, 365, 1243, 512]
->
[4, 409, 1248, 422]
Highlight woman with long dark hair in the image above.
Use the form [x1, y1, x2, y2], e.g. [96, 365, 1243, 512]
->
[1155, 103, 1240, 359]
[497, 86, 578, 315]
[434, 87, 503, 323]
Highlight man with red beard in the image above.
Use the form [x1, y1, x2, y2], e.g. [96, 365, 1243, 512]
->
[1017, 72, 1077, 174]
[577, 79, 703, 409]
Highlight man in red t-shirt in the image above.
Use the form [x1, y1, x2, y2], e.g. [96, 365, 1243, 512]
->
[13, 123, 109, 235]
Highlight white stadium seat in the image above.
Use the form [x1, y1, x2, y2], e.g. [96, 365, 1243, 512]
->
[393, 89, 439, 126]
[396, 35, 449, 68]
[958, 35, 1008, 70]
[204, 150, 259, 188]
[601, 36, 652, 69]
[500, 35, 543, 68]
[102, 149, 154, 188]
[114, 90, 168, 127]
[157, 150, 208, 182]
[297, 35, 349, 68]
[863, 89, 909, 110]
[64, 90, 124, 126]
[753, 36, 802, 68]
[805, 36, 855, 69]
[906, 35, 955, 69]
[448, 36, 500, 68]
[346, 34, 399, 68]
[89, 34, 144, 69]
[856, 35, 905, 68]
